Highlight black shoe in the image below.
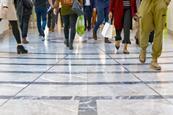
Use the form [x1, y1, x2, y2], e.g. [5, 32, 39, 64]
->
[64, 40, 69, 47]
[69, 44, 73, 50]
[123, 50, 130, 54]
[105, 38, 111, 43]
[17, 45, 28, 54]
[69, 41, 74, 50]
[93, 31, 97, 40]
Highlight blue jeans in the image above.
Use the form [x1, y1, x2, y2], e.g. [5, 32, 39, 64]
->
[35, 7, 47, 36]
[93, 6, 109, 33]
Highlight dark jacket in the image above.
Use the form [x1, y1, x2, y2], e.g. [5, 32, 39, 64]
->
[34, 0, 48, 8]
[23, 0, 33, 15]
[15, 0, 33, 21]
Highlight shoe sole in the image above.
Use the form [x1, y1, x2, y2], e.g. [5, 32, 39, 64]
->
[150, 65, 161, 70]
[123, 52, 130, 54]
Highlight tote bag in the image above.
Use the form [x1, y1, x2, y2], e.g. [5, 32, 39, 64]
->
[72, 0, 83, 16]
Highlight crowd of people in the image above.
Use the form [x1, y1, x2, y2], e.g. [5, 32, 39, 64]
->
[0, 0, 171, 70]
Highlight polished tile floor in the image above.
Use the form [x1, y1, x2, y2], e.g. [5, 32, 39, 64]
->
[0, 29, 173, 115]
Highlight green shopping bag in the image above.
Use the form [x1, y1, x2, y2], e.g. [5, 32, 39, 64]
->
[76, 15, 85, 36]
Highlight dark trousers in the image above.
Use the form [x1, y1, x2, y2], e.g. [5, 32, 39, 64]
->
[84, 6, 92, 31]
[62, 14, 78, 43]
[20, 15, 31, 38]
[48, 9, 56, 29]
[116, 8, 132, 44]
[9, 21, 21, 44]
[94, 6, 109, 33]
[35, 7, 47, 36]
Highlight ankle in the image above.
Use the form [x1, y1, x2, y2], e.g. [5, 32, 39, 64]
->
[151, 58, 158, 63]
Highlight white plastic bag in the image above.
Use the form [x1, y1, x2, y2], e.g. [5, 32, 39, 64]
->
[101, 22, 115, 39]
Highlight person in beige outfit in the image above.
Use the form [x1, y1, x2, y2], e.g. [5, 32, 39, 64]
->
[138, 0, 171, 70]
[0, 0, 28, 54]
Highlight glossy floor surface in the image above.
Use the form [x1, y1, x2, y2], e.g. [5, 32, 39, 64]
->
[0, 29, 173, 115]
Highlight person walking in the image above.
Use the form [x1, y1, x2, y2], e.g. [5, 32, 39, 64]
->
[93, 0, 111, 43]
[134, 0, 154, 45]
[109, 0, 137, 54]
[54, 0, 83, 50]
[16, 0, 33, 44]
[138, 0, 171, 70]
[83, 0, 95, 31]
[47, 0, 56, 32]
[34, 0, 48, 40]
[0, 0, 28, 54]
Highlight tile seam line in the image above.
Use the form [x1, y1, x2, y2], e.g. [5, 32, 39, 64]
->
[0, 54, 68, 107]
[96, 46, 173, 105]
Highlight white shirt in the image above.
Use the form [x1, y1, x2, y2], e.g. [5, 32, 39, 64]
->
[85, 0, 91, 6]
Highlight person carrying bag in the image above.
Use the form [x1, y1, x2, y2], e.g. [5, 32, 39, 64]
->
[0, 0, 28, 54]
[54, 0, 83, 50]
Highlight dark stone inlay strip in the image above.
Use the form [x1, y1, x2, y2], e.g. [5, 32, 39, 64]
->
[0, 96, 73, 100]
[0, 95, 172, 100]
[0, 81, 173, 85]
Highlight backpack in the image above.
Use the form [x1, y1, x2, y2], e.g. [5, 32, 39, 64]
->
[61, 0, 73, 6]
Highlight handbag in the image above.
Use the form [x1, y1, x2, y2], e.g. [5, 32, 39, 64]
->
[101, 22, 116, 39]
[72, 0, 83, 16]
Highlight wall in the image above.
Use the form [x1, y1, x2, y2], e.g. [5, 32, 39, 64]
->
[0, 20, 9, 35]
[168, 1, 173, 32]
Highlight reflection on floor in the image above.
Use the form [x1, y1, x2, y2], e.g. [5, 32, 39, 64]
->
[0, 29, 173, 115]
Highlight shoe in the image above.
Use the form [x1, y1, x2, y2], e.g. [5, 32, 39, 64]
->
[123, 44, 130, 54]
[115, 40, 120, 50]
[49, 28, 52, 32]
[93, 31, 97, 40]
[69, 44, 73, 50]
[150, 59, 161, 70]
[69, 40, 74, 50]
[41, 36, 45, 41]
[39, 32, 45, 41]
[22, 38, 29, 44]
[139, 50, 146, 64]
[64, 39, 69, 47]
[123, 49, 130, 54]
[105, 37, 111, 43]
[17, 45, 28, 54]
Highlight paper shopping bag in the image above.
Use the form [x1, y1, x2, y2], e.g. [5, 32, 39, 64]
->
[101, 22, 115, 39]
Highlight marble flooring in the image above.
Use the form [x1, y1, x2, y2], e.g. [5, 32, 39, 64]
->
[0, 29, 173, 115]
